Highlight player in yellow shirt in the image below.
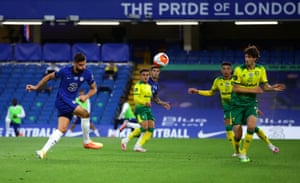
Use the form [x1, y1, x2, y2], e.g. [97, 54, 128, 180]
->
[231, 45, 285, 162]
[188, 62, 279, 157]
[122, 69, 152, 152]
[121, 66, 170, 152]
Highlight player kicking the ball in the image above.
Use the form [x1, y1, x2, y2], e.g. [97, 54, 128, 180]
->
[26, 53, 103, 159]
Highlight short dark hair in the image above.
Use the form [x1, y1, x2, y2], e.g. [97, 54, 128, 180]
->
[140, 69, 149, 74]
[74, 53, 86, 62]
[244, 45, 260, 58]
[151, 65, 161, 70]
[221, 62, 232, 66]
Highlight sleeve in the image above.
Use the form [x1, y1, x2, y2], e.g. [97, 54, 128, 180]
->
[17, 106, 26, 118]
[197, 90, 215, 96]
[232, 67, 241, 85]
[55, 67, 63, 78]
[210, 78, 219, 92]
[197, 78, 217, 96]
[260, 66, 268, 84]
[118, 103, 129, 119]
[87, 70, 96, 86]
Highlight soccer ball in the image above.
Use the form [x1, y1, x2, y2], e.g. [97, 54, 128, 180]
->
[153, 52, 169, 67]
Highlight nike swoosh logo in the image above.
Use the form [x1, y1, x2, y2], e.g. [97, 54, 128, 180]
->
[198, 130, 226, 138]
[65, 131, 91, 137]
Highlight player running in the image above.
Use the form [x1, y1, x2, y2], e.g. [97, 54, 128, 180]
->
[121, 65, 170, 152]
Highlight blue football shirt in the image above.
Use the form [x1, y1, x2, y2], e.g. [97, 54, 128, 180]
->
[55, 66, 95, 100]
[148, 77, 159, 96]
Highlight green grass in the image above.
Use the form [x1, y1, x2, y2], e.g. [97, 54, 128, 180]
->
[0, 138, 299, 183]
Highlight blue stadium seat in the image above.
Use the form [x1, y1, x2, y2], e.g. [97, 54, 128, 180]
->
[14, 43, 42, 62]
[0, 43, 12, 61]
[101, 43, 129, 62]
[43, 43, 71, 62]
[72, 43, 100, 62]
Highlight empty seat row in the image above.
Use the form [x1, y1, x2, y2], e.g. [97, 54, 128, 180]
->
[166, 49, 300, 64]
[0, 43, 130, 62]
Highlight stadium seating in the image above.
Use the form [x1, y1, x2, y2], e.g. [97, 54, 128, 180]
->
[72, 43, 101, 62]
[43, 43, 71, 62]
[14, 43, 42, 62]
[0, 43, 12, 61]
[101, 43, 130, 62]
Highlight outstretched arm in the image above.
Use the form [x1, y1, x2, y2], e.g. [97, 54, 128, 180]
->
[26, 72, 55, 91]
[263, 83, 286, 92]
[188, 88, 215, 96]
[232, 85, 264, 94]
[153, 94, 170, 110]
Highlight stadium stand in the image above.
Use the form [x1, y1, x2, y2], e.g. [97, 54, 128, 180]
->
[0, 43, 12, 61]
[101, 43, 130, 62]
[14, 43, 42, 62]
[42, 43, 72, 62]
[72, 43, 101, 62]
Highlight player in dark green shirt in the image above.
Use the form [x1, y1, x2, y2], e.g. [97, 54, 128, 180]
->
[231, 45, 285, 162]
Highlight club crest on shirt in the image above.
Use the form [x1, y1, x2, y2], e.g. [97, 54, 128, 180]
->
[80, 77, 84, 82]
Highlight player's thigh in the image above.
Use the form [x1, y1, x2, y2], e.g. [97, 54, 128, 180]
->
[245, 105, 258, 129]
[148, 120, 155, 128]
[231, 106, 244, 125]
[73, 105, 89, 118]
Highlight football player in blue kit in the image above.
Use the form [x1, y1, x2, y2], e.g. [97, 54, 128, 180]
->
[26, 53, 103, 159]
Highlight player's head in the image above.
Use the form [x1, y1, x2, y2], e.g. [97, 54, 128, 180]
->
[221, 62, 232, 78]
[150, 65, 161, 81]
[139, 69, 150, 83]
[12, 98, 18, 106]
[244, 45, 260, 66]
[120, 96, 127, 104]
[73, 53, 87, 73]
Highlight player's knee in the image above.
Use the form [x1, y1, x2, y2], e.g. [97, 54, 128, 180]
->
[234, 136, 241, 142]
[80, 110, 90, 118]
[59, 127, 68, 133]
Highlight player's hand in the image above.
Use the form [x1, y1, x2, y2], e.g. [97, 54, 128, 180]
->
[254, 86, 264, 94]
[145, 102, 151, 107]
[257, 109, 264, 117]
[162, 102, 171, 110]
[272, 84, 286, 91]
[78, 95, 88, 102]
[188, 88, 198, 94]
[26, 84, 37, 91]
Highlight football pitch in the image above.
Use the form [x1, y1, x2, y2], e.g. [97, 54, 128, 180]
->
[0, 137, 299, 183]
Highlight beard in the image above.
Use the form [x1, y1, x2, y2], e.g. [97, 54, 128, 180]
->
[75, 67, 84, 73]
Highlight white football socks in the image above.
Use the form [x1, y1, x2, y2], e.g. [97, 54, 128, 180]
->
[41, 129, 63, 153]
[81, 118, 91, 144]
[127, 122, 140, 129]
